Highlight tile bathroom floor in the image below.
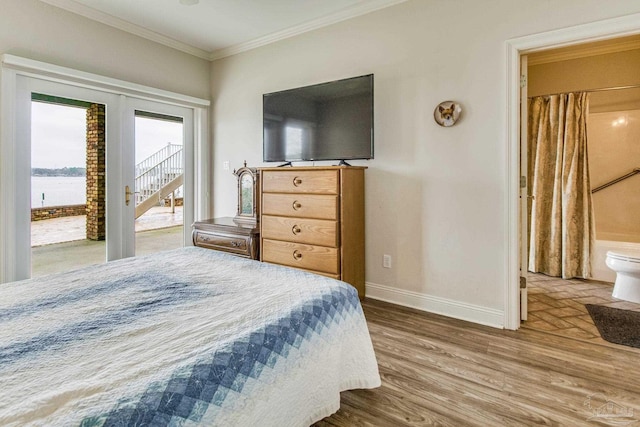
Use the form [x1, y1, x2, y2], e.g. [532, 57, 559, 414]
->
[524, 272, 640, 345]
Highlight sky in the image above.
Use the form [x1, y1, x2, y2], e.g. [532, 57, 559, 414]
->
[31, 102, 184, 169]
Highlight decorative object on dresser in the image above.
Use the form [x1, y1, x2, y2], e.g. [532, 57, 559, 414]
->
[233, 161, 259, 226]
[259, 166, 366, 298]
[192, 162, 260, 259]
[192, 217, 259, 259]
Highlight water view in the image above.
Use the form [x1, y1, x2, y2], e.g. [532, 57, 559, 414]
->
[31, 176, 86, 208]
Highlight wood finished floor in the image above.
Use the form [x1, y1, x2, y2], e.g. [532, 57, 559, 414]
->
[314, 298, 640, 426]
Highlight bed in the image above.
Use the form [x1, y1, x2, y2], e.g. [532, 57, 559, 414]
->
[0, 247, 380, 426]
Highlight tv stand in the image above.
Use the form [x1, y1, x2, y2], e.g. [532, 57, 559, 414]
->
[276, 162, 292, 167]
[337, 160, 351, 166]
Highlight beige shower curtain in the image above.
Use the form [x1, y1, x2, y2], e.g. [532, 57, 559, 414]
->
[527, 92, 595, 279]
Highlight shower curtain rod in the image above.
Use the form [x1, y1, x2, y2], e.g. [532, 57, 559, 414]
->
[529, 83, 640, 98]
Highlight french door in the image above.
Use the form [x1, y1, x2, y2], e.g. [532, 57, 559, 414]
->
[123, 98, 194, 257]
[3, 76, 196, 281]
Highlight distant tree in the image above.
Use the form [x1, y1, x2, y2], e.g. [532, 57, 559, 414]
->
[32, 167, 86, 177]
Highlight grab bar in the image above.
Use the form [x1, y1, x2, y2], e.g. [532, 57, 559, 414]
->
[592, 168, 640, 194]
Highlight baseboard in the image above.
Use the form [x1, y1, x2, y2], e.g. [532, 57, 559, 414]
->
[365, 281, 505, 329]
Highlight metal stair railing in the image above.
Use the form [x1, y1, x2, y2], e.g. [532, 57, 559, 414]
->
[134, 146, 183, 216]
[135, 143, 182, 178]
[135, 173, 183, 219]
[135, 149, 183, 205]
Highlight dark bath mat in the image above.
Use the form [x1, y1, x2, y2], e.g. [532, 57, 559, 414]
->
[586, 304, 640, 349]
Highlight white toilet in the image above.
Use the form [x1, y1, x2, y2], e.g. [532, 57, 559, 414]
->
[606, 249, 640, 303]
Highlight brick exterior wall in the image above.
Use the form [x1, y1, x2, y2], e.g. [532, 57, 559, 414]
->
[31, 204, 87, 222]
[86, 104, 106, 241]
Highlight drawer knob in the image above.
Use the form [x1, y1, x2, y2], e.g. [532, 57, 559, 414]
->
[292, 225, 301, 235]
[293, 250, 303, 260]
[293, 176, 303, 186]
[292, 200, 302, 210]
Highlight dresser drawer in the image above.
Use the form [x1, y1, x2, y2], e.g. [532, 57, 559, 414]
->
[262, 239, 339, 275]
[193, 230, 253, 257]
[286, 268, 340, 281]
[262, 193, 338, 220]
[262, 170, 339, 194]
[262, 215, 338, 247]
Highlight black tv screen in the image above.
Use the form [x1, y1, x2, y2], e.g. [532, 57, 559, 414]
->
[263, 74, 373, 163]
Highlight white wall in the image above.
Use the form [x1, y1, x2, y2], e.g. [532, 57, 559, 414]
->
[210, 0, 640, 327]
[0, 0, 210, 99]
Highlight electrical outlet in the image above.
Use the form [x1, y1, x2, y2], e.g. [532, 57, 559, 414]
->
[223, 161, 230, 171]
[383, 254, 392, 269]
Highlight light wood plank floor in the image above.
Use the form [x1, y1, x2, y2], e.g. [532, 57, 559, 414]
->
[314, 298, 640, 426]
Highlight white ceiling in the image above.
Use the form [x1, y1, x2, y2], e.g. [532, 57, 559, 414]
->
[39, 0, 407, 60]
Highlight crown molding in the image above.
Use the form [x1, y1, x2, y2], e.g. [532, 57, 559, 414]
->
[38, 0, 211, 60]
[528, 35, 640, 66]
[209, 0, 409, 61]
[39, 0, 408, 62]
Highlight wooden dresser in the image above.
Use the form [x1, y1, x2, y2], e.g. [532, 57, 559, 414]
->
[259, 166, 365, 298]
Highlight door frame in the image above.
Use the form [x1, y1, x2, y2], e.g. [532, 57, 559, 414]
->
[0, 55, 210, 283]
[519, 54, 528, 322]
[504, 13, 640, 329]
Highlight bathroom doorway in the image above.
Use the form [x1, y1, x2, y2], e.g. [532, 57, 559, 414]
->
[521, 35, 640, 341]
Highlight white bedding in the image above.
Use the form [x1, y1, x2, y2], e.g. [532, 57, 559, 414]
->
[0, 247, 380, 426]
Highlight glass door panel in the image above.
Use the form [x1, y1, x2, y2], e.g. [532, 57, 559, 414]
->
[133, 111, 184, 256]
[30, 96, 108, 277]
[10, 77, 123, 280]
[121, 98, 193, 258]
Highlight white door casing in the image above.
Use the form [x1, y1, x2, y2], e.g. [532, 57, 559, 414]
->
[505, 13, 640, 330]
[519, 54, 528, 322]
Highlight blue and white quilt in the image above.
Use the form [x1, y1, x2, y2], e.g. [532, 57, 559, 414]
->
[0, 247, 380, 426]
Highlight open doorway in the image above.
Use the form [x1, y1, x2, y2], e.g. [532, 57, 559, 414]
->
[505, 14, 640, 330]
[30, 95, 107, 277]
[518, 36, 640, 341]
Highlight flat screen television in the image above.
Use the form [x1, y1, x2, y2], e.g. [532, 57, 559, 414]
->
[263, 74, 373, 164]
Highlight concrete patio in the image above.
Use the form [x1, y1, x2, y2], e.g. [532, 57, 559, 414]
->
[31, 206, 185, 277]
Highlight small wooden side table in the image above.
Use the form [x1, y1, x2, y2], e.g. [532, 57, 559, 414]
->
[192, 217, 259, 260]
